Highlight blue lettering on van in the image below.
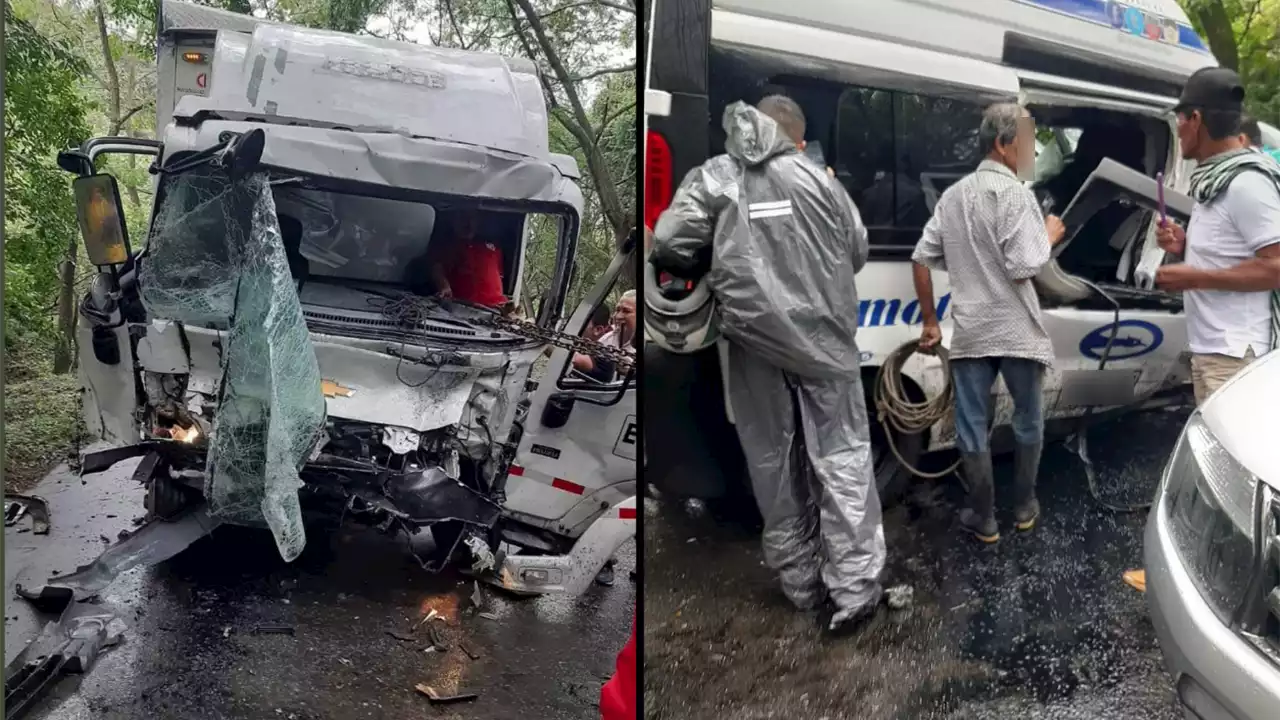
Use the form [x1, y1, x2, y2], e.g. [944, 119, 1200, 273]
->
[858, 293, 951, 328]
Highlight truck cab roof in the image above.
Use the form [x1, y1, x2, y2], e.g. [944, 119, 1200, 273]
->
[160, 0, 549, 159]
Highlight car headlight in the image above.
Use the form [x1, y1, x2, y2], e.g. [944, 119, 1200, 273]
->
[1164, 413, 1260, 624]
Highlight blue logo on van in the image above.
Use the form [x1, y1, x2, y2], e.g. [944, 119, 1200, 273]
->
[1079, 319, 1164, 361]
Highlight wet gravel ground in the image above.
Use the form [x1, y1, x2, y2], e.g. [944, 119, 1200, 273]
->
[5, 457, 635, 720]
[644, 408, 1191, 720]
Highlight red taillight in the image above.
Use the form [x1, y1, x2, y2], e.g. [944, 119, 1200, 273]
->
[645, 129, 672, 230]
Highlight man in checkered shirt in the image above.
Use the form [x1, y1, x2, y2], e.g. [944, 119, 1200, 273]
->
[910, 103, 1067, 544]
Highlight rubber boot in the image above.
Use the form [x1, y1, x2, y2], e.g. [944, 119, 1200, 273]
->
[959, 452, 999, 543]
[1013, 441, 1042, 531]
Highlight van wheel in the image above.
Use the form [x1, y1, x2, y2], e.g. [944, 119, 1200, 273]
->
[864, 371, 926, 507]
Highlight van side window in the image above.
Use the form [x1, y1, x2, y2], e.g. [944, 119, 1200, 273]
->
[835, 87, 983, 247]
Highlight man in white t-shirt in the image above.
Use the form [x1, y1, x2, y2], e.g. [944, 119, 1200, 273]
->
[1153, 68, 1280, 406]
[1123, 68, 1280, 595]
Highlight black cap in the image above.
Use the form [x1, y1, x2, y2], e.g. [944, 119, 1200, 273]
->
[1174, 67, 1245, 114]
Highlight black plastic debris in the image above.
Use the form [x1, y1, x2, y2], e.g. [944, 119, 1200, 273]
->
[251, 625, 295, 636]
[15, 505, 221, 611]
[3, 604, 125, 719]
[458, 641, 481, 660]
[4, 495, 50, 535]
[427, 624, 448, 653]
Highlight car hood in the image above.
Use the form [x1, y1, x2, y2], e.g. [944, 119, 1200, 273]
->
[1199, 348, 1280, 491]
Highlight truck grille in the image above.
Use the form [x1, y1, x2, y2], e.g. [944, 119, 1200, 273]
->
[303, 308, 482, 338]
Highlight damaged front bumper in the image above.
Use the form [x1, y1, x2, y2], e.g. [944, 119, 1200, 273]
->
[14, 441, 507, 605]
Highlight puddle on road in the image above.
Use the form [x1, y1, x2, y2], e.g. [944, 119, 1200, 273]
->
[645, 409, 1190, 720]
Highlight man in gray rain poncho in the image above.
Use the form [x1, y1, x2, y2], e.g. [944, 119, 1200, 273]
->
[651, 97, 884, 633]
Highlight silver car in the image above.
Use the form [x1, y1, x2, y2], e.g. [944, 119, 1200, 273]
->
[1146, 348, 1280, 719]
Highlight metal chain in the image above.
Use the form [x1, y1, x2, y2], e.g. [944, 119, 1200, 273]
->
[373, 294, 635, 371]
[477, 314, 636, 371]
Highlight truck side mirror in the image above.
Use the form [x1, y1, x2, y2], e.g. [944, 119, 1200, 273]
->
[72, 174, 131, 267]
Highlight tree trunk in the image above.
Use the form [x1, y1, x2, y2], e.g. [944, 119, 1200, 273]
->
[52, 0, 125, 375]
[1190, 0, 1240, 72]
[509, 0, 631, 243]
[52, 246, 78, 374]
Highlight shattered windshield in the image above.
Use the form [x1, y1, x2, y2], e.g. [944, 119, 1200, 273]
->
[144, 169, 574, 325]
[139, 167, 326, 562]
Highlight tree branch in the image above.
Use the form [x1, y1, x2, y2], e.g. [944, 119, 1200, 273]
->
[570, 63, 636, 82]
[503, 0, 561, 108]
[442, 0, 472, 50]
[509, 0, 629, 238]
[114, 102, 151, 133]
[594, 100, 636, 144]
[594, 0, 635, 14]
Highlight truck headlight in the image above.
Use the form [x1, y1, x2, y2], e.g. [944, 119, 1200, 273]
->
[1164, 413, 1259, 624]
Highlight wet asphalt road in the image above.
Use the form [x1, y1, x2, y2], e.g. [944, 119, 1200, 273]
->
[5, 456, 634, 720]
[643, 408, 1190, 720]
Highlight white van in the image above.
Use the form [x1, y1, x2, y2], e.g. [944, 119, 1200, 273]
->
[644, 0, 1218, 505]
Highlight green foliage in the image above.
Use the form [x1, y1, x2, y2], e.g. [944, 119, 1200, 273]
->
[4, 0, 94, 348]
[1180, 0, 1280, 125]
[3, 373, 86, 492]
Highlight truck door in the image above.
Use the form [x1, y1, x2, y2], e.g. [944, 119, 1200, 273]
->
[58, 138, 163, 446]
[503, 239, 637, 538]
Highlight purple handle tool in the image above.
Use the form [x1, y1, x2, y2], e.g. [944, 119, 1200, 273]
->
[1157, 171, 1166, 225]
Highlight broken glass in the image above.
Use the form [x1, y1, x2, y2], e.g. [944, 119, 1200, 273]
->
[140, 168, 326, 562]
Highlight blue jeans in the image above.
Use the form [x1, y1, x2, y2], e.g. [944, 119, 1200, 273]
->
[951, 357, 1045, 454]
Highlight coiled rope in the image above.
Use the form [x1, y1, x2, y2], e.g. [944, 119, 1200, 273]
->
[872, 340, 960, 479]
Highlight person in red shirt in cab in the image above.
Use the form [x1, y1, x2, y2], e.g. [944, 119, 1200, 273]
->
[599, 615, 636, 719]
[428, 210, 508, 308]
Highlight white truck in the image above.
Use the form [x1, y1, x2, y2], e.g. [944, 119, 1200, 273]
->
[644, 0, 1225, 507]
[33, 0, 635, 602]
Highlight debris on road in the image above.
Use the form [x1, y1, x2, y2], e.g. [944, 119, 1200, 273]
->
[251, 625, 296, 636]
[4, 495, 50, 535]
[885, 584, 914, 610]
[470, 581, 484, 611]
[15, 505, 222, 610]
[464, 535, 495, 574]
[478, 612, 499, 621]
[4, 604, 125, 719]
[414, 684, 479, 704]
[386, 630, 416, 643]
[427, 624, 448, 653]
[411, 609, 438, 632]
[458, 641, 481, 660]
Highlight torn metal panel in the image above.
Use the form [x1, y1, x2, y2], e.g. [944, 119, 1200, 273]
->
[309, 342, 477, 432]
[4, 603, 126, 720]
[138, 168, 326, 561]
[180, 326, 506, 434]
[76, 322, 139, 446]
[136, 319, 191, 374]
[15, 505, 221, 609]
[382, 426, 420, 455]
[377, 467, 501, 527]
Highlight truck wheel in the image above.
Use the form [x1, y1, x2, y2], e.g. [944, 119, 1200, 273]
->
[146, 475, 191, 520]
[864, 370, 926, 507]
